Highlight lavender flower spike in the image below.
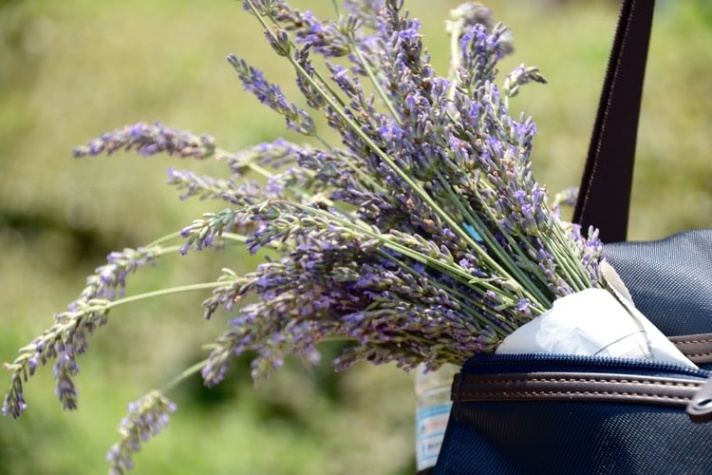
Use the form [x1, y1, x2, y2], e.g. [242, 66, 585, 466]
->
[88, 247, 161, 301]
[73, 121, 216, 159]
[2, 245, 161, 419]
[107, 391, 177, 475]
[2, 373, 27, 418]
[5, 3, 610, 471]
[227, 54, 316, 136]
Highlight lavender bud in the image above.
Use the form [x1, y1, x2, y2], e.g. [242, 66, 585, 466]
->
[107, 391, 176, 474]
[266, 26, 291, 57]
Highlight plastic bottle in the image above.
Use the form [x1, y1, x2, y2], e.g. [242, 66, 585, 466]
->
[414, 363, 459, 470]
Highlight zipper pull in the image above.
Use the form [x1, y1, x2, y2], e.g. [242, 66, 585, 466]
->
[688, 376, 712, 423]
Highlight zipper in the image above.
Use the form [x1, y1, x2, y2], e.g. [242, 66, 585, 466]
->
[688, 376, 712, 422]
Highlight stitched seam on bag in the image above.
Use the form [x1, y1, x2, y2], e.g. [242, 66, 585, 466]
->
[685, 352, 712, 358]
[674, 337, 712, 345]
[457, 377, 699, 401]
[455, 390, 690, 402]
[470, 377, 699, 387]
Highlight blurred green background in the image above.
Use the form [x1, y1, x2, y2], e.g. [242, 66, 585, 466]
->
[1, 0, 711, 474]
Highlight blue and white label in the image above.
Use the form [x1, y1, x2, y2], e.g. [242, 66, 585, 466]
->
[416, 403, 452, 470]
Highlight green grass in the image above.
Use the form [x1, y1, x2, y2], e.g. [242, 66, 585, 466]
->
[1, 1, 711, 473]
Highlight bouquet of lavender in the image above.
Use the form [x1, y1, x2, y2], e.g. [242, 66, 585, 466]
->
[3, 1, 607, 472]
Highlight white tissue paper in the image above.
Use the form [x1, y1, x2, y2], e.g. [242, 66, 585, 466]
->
[495, 262, 696, 368]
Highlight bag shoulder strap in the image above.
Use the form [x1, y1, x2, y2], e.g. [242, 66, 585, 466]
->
[572, 0, 656, 243]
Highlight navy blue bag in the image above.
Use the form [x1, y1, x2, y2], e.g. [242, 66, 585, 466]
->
[426, 1, 712, 473]
[431, 233, 712, 474]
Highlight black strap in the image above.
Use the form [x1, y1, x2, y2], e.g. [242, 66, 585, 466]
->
[572, 0, 656, 243]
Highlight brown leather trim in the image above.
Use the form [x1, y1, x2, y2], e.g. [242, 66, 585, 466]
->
[452, 372, 702, 408]
[670, 333, 712, 364]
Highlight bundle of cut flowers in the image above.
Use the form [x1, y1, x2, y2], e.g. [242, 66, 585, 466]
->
[3, 0, 606, 472]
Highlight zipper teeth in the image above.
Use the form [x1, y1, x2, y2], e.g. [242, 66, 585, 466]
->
[462, 354, 711, 379]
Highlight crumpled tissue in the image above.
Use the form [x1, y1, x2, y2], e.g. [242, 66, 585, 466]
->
[495, 262, 696, 368]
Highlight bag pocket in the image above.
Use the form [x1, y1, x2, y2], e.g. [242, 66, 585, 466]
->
[432, 354, 712, 475]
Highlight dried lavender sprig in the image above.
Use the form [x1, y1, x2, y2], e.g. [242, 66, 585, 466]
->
[342, 23, 403, 123]
[445, 4, 506, 101]
[432, 169, 553, 306]
[456, 22, 515, 97]
[201, 204, 560, 385]
[107, 391, 176, 475]
[73, 122, 216, 159]
[178, 139, 340, 208]
[233, 138, 303, 171]
[168, 173, 272, 223]
[373, 249, 522, 334]
[3, 280, 223, 419]
[553, 186, 579, 209]
[4, 4, 612, 464]
[256, 13, 350, 112]
[248, 2, 560, 312]
[246, 201, 508, 298]
[201, 268, 252, 320]
[75, 126, 336, 218]
[201, 329, 244, 386]
[2, 298, 111, 416]
[227, 54, 316, 136]
[73, 121, 280, 185]
[179, 209, 248, 254]
[1, 236, 228, 418]
[284, 11, 548, 304]
[240, 5, 387, 195]
[199, 224, 518, 382]
[241, 0, 280, 16]
[343, 0, 385, 29]
[247, 5, 512, 282]
[167, 168, 243, 202]
[271, 3, 351, 57]
[82, 245, 173, 303]
[73, 123, 339, 218]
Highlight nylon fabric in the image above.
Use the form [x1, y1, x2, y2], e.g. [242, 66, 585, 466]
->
[435, 402, 712, 475]
[426, 0, 712, 470]
[605, 230, 712, 337]
[435, 403, 712, 475]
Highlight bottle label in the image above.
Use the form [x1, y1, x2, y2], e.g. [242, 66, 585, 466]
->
[415, 403, 452, 470]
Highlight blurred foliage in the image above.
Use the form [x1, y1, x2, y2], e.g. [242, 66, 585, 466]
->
[1, 0, 711, 474]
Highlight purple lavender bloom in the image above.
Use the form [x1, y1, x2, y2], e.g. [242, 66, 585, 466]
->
[179, 209, 239, 254]
[53, 346, 79, 411]
[107, 391, 176, 474]
[227, 54, 315, 135]
[2, 375, 27, 418]
[73, 122, 216, 160]
[344, 0, 386, 33]
[6, 8, 608, 472]
[242, 0, 280, 16]
[251, 138, 303, 169]
[265, 26, 291, 57]
[166, 168, 240, 202]
[78, 247, 159, 301]
[271, 5, 351, 57]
